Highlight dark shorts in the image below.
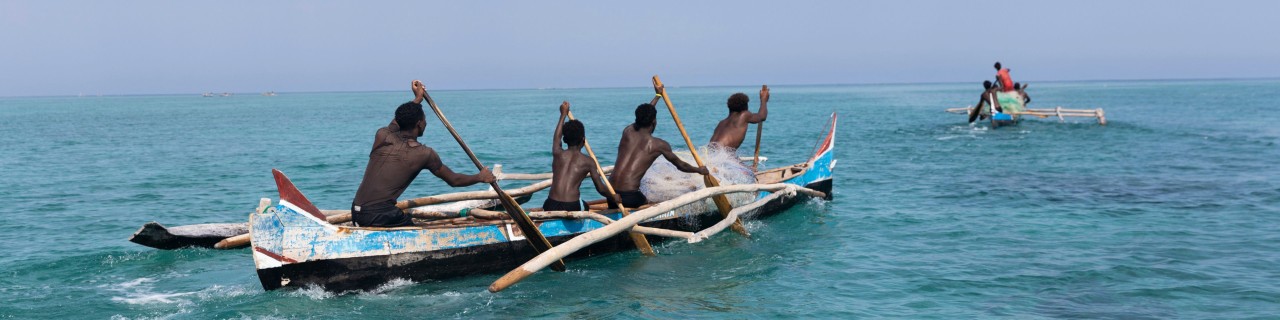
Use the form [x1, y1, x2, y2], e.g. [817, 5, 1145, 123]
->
[352, 201, 414, 228]
[607, 190, 648, 209]
[542, 198, 587, 212]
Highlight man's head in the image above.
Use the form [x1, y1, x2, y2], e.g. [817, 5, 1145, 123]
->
[396, 102, 426, 137]
[1014, 82, 1022, 90]
[727, 93, 749, 112]
[994, 62, 1002, 70]
[634, 103, 657, 131]
[983, 80, 993, 90]
[563, 119, 585, 147]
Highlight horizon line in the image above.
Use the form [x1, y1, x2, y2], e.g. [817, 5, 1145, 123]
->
[3, 76, 1277, 99]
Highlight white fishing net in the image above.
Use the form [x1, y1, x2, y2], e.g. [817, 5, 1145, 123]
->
[639, 146, 758, 218]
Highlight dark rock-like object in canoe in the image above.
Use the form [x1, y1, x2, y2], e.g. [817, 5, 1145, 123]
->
[129, 222, 249, 250]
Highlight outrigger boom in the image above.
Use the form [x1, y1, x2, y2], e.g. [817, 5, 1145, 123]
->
[946, 106, 1107, 125]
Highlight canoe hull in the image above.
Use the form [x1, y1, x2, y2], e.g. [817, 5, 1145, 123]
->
[254, 178, 829, 292]
[250, 113, 837, 292]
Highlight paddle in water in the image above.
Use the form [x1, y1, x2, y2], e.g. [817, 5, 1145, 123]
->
[419, 82, 566, 272]
[563, 103, 657, 256]
[651, 75, 750, 236]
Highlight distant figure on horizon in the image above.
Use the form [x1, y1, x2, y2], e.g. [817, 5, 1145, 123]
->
[969, 80, 1003, 123]
[607, 103, 708, 209]
[708, 85, 770, 151]
[545, 101, 609, 212]
[350, 80, 495, 227]
[1014, 82, 1031, 104]
[994, 62, 1015, 92]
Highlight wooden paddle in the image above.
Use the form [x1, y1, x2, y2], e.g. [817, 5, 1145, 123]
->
[651, 75, 750, 237]
[564, 107, 657, 256]
[751, 85, 767, 171]
[420, 85, 566, 272]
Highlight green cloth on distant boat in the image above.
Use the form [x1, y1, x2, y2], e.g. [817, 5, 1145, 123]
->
[995, 91, 1026, 113]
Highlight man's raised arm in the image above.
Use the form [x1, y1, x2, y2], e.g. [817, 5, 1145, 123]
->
[553, 101, 569, 153]
[748, 85, 769, 123]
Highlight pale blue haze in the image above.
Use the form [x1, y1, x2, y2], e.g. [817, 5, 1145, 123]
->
[1, 1, 1279, 97]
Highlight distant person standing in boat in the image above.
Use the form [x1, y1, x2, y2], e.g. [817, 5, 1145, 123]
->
[969, 81, 1003, 123]
[994, 62, 1015, 92]
[708, 85, 769, 151]
[607, 103, 708, 209]
[350, 80, 496, 227]
[544, 102, 609, 211]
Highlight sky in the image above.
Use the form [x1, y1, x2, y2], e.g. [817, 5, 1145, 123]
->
[1, 1, 1278, 97]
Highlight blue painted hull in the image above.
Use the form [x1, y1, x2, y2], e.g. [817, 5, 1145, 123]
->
[249, 114, 838, 292]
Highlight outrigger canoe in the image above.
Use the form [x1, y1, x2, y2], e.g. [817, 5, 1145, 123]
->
[249, 114, 838, 292]
[946, 90, 1107, 127]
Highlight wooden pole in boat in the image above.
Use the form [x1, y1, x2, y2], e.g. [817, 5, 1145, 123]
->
[421, 86, 566, 272]
[750, 85, 767, 171]
[565, 108, 657, 256]
[652, 75, 750, 237]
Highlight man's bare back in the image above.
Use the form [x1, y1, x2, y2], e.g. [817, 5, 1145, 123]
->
[708, 85, 769, 150]
[610, 103, 706, 193]
[547, 102, 606, 206]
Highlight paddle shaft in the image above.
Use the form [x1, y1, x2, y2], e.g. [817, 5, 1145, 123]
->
[566, 111, 656, 256]
[422, 91, 566, 272]
[651, 76, 749, 236]
[751, 122, 763, 171]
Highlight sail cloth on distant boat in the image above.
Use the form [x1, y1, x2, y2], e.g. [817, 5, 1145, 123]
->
[640, 146, 758, 219]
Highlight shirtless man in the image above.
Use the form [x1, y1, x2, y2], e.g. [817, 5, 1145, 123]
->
[969, 81, 1003, 123]
[544, 102, 609, 212]
[607, 103, 708, 209]
[708, 85, 769, 151]
[350, 80, 496, 227]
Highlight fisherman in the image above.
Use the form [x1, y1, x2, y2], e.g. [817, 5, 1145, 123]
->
[994, 62, 1015, 92]
[607, 103, 708, 209]
[969, 80, 1003, 123]
[350, 80, 496, 227]
[1014, 82, 1031, 104]
[544, 101, 609, 212]
[708, 85, 770, 152]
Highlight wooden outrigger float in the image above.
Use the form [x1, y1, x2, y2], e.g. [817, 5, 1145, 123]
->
[247, 113, 837, 292]
[945, 91, 1106, 127]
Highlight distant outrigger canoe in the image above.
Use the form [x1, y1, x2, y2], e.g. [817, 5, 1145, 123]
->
[946, 91, 1106, 127]
[248, 114, 837, 292]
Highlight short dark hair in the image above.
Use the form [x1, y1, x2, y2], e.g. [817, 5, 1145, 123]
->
[396, 102, 425, 130]
[634, 103, 657, 130]
[1013, 82, 1022, 90]
[983, 80, 993, 89]
[994, 62, 1002, 70]
[563, 119, 585, 147]
[727, 93, 749, 112]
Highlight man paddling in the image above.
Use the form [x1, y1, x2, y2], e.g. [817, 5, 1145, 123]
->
[707, 85, 769, 151]
[545, 102, 609, 211]
[607, 103, 708, 209]
[350, 80, 496, 227]
[969, 80, 1003, 123]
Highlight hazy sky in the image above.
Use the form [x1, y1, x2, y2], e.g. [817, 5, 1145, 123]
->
[2, 1, 1277, 96]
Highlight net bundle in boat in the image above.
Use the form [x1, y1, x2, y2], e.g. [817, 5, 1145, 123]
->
[639, 146, 758, 220]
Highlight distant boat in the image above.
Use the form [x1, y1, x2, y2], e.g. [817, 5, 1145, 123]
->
[221, 92, 233, 97]
[202, 92, 214, 97]
[261, 91, 277, 96]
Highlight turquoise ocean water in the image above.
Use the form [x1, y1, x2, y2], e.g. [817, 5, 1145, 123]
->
[1, 80, 1278, 318]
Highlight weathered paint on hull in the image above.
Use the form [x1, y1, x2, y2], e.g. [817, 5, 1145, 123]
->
[255, 179, 831, 292]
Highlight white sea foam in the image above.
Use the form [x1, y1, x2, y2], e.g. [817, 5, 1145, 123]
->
[639, 146, 758, 216]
